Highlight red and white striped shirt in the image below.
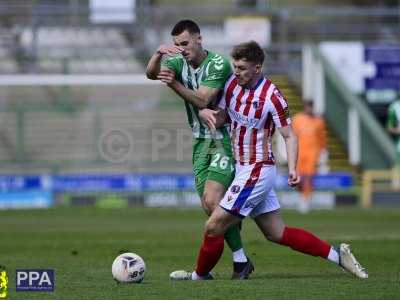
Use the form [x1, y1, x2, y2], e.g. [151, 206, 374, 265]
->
[219, 74, 291, 165]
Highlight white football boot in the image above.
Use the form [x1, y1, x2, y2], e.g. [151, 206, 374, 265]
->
[339, 243, 368, 279]
[169, 270, 213, 281]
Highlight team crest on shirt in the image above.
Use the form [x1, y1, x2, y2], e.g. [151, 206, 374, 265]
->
[252, 101, 259, 109]
[230, 185, 241, 194]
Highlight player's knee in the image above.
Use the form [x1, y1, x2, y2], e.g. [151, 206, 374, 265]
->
[266, 233, 282, 243]
[265, 228, 284, 243]
[202, 192, 219, 213]
[205, 218, 223, 236]
[201, 195, 212, 216]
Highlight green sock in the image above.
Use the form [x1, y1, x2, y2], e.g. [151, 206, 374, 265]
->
[224, 224, 243, 252]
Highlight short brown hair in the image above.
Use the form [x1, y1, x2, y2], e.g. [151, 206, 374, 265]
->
[231, 41, 265, 65]
[171, 20, 200, 36]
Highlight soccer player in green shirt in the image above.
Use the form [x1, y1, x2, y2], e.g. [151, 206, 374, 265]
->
[146, 19, 253, 279]
[387, 98, 400, 187]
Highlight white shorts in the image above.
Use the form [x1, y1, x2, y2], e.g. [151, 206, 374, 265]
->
[219, 163, 280, 219]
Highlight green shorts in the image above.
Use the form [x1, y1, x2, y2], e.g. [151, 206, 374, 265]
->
[192, 136, 235, 197]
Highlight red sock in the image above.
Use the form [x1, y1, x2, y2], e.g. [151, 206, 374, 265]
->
[195, 234, 224, 276]
[279, 227, 331, 258]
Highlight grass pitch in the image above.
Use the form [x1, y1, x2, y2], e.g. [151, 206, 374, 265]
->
[0, 207, 399, 299]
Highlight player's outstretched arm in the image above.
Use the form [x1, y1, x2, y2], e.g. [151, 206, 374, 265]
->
[158, 70, 220, 109]
[171, 83, 221, 109]
[199, 108, 227, 132]
[146, 45, 183, 80]
[278, 125, 301, 187]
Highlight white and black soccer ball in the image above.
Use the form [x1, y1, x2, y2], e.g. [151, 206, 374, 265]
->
[112, 252, 146, 283]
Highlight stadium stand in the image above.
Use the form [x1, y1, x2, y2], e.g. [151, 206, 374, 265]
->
[18, 26, 143, 73]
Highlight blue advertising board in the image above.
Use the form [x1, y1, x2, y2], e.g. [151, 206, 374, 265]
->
[365, 46, 400, 91]
[0, 173, 353, 209]
[52, 174, 195, 192]
[0, 175, 43, 191]
[0, 173, 353, 194]
[0, 191, 53, 209]
[275, 172, 353, 191]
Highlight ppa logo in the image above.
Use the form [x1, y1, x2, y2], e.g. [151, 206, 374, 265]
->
[16, 269, 54, 292]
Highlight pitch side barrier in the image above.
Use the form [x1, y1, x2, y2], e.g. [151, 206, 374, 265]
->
[0, 173, 353, 209]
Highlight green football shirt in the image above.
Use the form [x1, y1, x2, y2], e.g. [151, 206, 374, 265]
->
[387, 100, 400, 158]
[163, 50, 231, 139]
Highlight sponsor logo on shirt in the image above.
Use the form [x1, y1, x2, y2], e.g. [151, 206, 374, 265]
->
[228, 108, 260, 128]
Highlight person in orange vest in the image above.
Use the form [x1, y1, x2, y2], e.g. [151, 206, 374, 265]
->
[292, 101, 327, 213]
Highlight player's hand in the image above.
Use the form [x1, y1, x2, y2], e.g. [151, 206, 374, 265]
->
[157, 69, 176, 86]
[288, 170, 300, 187]
[199, 109, 218, 133]
[156, 45, 183, 56]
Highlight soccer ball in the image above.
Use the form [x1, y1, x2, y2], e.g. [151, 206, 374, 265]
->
[112, 252, 146, 283]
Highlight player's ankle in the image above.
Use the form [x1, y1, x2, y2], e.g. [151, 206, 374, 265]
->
[327, 246, 340, 264]
[233, 248, 247, 263]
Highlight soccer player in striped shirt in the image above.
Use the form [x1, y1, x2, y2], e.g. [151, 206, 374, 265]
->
[146, 20, 253, 279]
[170, 41, 368, 280]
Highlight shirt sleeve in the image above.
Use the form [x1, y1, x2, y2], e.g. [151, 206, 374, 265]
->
[201, 55, 232, 89]
[217, 74, 236, 110]
[162, 55, 183, 79]
[387, 103, 398, 128]
[270, 87, 291, 128]
[218, 91, 226, 110]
